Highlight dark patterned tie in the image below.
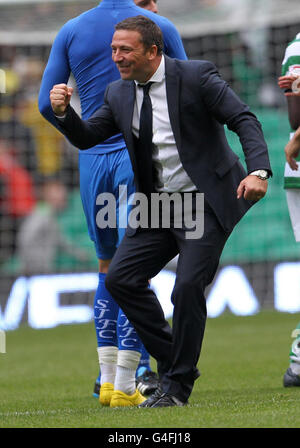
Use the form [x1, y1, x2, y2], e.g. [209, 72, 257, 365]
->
[137, 82, 154, 197]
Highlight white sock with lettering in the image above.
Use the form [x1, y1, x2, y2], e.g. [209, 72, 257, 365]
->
[290, 362, 300, 375]
[97, 346, 118, 385]
[114, 349, 141, 395]
[290, 336, 300, 375]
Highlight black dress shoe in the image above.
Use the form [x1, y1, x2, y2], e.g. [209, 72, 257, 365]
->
[142, 392, 188, 408]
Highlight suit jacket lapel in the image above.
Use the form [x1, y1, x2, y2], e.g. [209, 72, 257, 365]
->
[121, 80, 136, 143]
[119, 80, 140, 177]
[165, 56, 182, 151]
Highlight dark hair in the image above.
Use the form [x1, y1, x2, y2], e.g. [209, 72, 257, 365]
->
[115, 15, 163, 55]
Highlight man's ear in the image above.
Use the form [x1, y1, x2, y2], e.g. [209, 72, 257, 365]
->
[147, 44, 158, 60]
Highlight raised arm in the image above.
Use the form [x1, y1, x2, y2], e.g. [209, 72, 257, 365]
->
[50, 84, 120, 150]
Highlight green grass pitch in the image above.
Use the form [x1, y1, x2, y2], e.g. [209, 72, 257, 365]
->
[1, 310, 300, 428]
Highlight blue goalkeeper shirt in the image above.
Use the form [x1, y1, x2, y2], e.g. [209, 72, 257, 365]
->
[38, 0, 187, 155]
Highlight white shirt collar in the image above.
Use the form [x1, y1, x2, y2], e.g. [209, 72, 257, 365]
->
[134, 55, 165, 87]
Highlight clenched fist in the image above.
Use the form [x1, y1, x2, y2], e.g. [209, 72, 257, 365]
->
[236, 175, 268, 202]
[50, 83, 74, 116]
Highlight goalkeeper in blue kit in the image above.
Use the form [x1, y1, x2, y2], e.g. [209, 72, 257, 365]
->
[38, 0, 187, 407]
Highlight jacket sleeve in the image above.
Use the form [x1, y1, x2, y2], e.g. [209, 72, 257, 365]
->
[198, 61, 272, 176]
[55, 98, 120, 150]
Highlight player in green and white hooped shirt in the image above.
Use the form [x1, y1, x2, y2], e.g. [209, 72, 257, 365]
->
[280, 33, 300, 387]
[282, 33, 300, 191]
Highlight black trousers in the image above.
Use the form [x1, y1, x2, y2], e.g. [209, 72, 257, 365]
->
[105, 199, 230, 402]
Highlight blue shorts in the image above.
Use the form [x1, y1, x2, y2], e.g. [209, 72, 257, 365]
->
[79, 149, 135, 260]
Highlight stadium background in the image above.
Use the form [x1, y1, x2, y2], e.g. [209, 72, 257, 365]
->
[1, 0, 300, 330]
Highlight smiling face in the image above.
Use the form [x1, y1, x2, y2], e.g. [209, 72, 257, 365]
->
[111, 29, 159, 83]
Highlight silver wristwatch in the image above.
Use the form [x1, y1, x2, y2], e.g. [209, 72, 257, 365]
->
[249, 169, 269, 180]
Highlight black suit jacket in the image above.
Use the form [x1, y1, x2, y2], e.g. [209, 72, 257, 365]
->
[56, 55, 272, 232]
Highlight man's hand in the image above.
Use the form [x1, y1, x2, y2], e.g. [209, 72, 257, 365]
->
[237, 175, 268, 201]
[278, 75, 300, 96]
[285, 127, 300, 170]
[50, 83, 74, 116]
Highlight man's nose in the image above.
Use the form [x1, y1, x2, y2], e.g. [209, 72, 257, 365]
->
[152, 2, 158, 13]
[112, 49, 123, 61]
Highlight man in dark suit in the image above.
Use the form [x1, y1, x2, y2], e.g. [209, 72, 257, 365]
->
[50, 16, 272, 408]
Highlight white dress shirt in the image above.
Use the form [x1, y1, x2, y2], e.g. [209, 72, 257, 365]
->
[132, 55, 197, 193]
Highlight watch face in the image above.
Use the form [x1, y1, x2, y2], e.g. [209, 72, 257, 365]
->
[258, 170, 268, 179]
[250, 170, 269, 179]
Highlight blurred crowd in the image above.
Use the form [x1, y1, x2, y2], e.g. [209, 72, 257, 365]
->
[0, 45, 83, 273]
